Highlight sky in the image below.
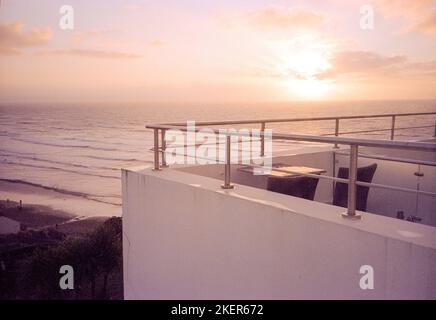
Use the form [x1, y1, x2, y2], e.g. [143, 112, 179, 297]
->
[0, 0, 436, 103]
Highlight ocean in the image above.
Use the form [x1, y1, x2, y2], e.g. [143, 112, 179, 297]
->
[1, 100, 435, 216]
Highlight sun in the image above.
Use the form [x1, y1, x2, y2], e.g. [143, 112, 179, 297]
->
[269, 35, 335, 99]
[287, 78, 333, 98]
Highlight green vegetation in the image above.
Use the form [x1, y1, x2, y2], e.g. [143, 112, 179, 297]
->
[0, 217, 123, 300]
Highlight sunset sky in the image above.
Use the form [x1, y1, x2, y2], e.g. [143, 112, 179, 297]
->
[1, 0, 436, 103]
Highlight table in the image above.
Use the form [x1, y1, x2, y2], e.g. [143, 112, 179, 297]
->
[238, 164, 326, 177]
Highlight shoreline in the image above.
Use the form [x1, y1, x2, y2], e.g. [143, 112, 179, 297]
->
[0, 199, 113, 235]
[0, 180, 121, 218]
[1, 199, 75, 229]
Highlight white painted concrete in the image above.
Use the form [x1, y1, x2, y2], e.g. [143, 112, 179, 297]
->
[122, 164, 436, 299]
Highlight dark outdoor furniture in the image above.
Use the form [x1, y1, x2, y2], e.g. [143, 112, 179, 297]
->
[267, 176, 320, 201]
[333, 163, 377, 212]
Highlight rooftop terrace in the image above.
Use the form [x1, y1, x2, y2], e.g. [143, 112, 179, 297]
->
[123, 111, 436, 299]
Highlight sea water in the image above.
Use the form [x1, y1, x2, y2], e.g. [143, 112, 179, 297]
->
[1, 101, 435, 216]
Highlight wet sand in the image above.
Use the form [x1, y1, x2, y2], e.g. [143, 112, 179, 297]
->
[0, 199, 114, 235]
[0, 180, 121, 218]
[0, 199, 75, 229]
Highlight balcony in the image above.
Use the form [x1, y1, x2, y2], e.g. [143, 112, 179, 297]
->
[122, 112, 436, 299]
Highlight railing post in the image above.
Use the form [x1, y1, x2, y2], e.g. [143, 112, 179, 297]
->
[390, 115, 396, 140]
[221, 135, 234, 189]
[161, 129, 168, 168]
[260, 122, 266, 157]
[334, 118, 340, 148]
[342, 144, 361, 219]
[153, 128, 160, 171]
[332, 151, 337, 196]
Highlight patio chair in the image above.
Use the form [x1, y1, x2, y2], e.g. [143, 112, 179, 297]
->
[267, 176, 320, 201]
[333, 163, 377, 212]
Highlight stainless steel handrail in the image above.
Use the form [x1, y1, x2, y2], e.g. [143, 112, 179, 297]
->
[146, 111, 436, 219]
[334, 151, 436, 167]
[147, 123, 436, 151]
[160, 111, 436, 127]
[151, 111, 436, 155]
[236, 161, 436, 197]
[321, 125, 435, 137]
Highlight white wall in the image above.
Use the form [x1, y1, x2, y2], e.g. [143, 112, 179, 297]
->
[122, 167, 436, 300]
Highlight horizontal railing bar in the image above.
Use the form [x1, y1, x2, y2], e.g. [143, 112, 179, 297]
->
[161, 153, 229, 166]
[150, 138, 263, 151]
[151, 143, 436, 167]
[155, 125, 433, 146]
[150, 140, 436, 197]
[158, 112, 436, 127]
[146, 123, 436, 152]
[355, 180, 436, 197]
[151, 145, 436, 197]
[322, 125, 435, 136]
[242, 164, 436, 197]
[334, 151, 436, 167]
[157, 124, 433, 138]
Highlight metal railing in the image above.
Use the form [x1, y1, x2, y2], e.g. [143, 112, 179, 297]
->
[146, 111, 436, 219]
[160, 111, 436, 156]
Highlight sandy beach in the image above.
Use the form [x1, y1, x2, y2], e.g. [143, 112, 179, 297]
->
[0, 180, 118, 235]
[1, 199, 74, 228]
[0, 180, 121, 218]
[0, 199, 113, 235]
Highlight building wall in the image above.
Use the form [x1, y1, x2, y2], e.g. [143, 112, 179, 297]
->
[122, 167, 436, 299]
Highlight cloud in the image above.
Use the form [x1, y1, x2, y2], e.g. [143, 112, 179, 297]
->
[400, 60, 436, 77]
[82, 28, 118, 36]
[249, 6, 325, 30]
[316, 50, 436, 79]
[147, 39, 165, 47]
[0, 22, 52, 55]
[37, 49, 143, 59]
[376, 0, 436, 34]
[72, 28, 120, 44]
[376, 0, 433, 16]
[123, 4, 145, 11]
[409, 9, 436, 34]
[75, 28, 121, 37]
